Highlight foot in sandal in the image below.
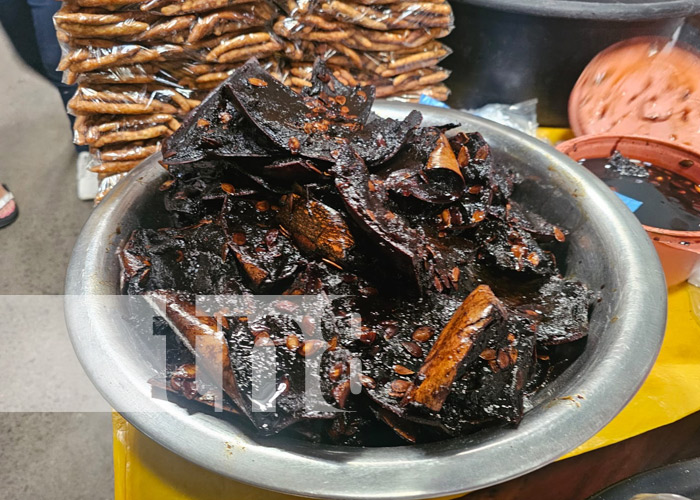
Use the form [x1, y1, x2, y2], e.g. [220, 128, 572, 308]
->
[0, 184, 19, 229]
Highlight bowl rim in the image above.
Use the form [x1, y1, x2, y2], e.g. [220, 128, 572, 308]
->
[65, 102, 667, 499]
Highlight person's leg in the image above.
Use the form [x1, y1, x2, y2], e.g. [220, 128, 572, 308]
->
[0, 0, 46, 78]
[28, 0, 94, 195]
[28, 0, 88, 155]
[26, 0, 78, 121]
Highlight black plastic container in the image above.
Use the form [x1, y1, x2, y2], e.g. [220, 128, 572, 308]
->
[444, 0, 700, 126]
[588, 457, 700, 499]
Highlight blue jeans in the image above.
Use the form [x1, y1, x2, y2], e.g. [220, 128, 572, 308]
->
[0, 0, 86, 151]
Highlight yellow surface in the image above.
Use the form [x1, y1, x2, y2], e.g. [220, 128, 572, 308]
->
[113, 283, 700, 499]
[112, 416, 461, 500]
[562, 283, 700, 457]
[536, 127, 575, 145]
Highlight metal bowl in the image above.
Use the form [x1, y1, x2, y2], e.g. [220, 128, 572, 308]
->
[65, 102, 667, 499]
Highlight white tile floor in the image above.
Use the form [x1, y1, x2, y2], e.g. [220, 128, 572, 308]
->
[0, 27, 113, 500]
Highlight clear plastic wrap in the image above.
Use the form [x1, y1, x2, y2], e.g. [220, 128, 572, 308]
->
[284, 61, 449, 99]
[143, 0, 262, 17]
[361, 41, 450, 76]
[65, 0, 261, 15]
[315, 1, 453, 31]
[58, 42, 188, 74]
[57, 3, 275, 42]
[467, 99, 539, 137]
[93, 137, 162, 161]
[55, 16, 158, 40]
[261, 0, 454, 101]
[162, 57, 283, 88]
[68, 83, 200, 115]
[90, 157, 146, 173]
[69, 63, 158, 84]
[282, 39, 449, 70]
[73, 113, 180, 147]
[203, 31, 284, 63]
[186, 3, 276, 42]
[273, 16, 450, 51]
[94, 172, 128, 205]
[387, 83, 449, 102]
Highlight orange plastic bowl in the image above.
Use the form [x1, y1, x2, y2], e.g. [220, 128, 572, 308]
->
[557, 135, 700, 287]
[568, 36, 700, 153]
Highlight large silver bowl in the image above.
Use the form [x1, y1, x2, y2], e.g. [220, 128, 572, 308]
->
[65, 102, 667, 499]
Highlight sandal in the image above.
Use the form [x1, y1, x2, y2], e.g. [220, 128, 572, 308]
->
[0, 184, 19, 229]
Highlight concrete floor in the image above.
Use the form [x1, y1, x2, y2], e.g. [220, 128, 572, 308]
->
[0, 26, 114, 500]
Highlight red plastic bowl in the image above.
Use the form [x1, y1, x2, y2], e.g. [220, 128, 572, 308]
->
[557, 134, 700, 286]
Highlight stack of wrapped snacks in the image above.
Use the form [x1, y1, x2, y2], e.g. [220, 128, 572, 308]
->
[272, 0, 452, 100]
[54, 0, 453, 201]
[55, 0, 280, 185]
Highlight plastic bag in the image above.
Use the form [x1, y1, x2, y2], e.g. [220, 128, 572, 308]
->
[273, 16, 449, 51]
[361, 41, 451, 76]
[386, 82, 449, 101]
[202, 31, 284, 63]
[146, 0, 262, 17]
[58, 43, 188, 75]
[468, 99, 539, 137]
[70, 63, 160, 85]
[66, 0, 260, 15]
[94, 172, 129, 205]
[93, 138, 162, 161]
[315, 1, 453, 32]
[163, 58, 283, 89]
[73, 113, 180, 147]
[186, 3, 276, 42]
[272, 0, 453, 101]
[68, 83, 200, 115]
[284, 61, 449, 100]
[290, 39, 450, 76]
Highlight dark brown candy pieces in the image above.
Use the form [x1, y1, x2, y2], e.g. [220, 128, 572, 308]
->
[277, 192, 356, 265]
[333, 147, 454, 293]
[402, 285, 506, 412]
[161, 83, 278, 166]
[144, 290, 250, 419]
[226, 59, 421, 165]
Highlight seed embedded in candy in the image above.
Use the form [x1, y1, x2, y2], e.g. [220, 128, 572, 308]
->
[248, 77, 268, 87]
[286, 334, 301, 351]
[394, 364, 415, 375]
[389, 379, 411, 397]
[412, 326, 434, 342]
[298, 339, 326, 357]
[401, 341, 423, 358]
[553, 227, 566, 242]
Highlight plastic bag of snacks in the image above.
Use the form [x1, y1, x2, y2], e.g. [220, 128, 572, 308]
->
[55, 0, 453, 201]
[68, 83, 201, 115]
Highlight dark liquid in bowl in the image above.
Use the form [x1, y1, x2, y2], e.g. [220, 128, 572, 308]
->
[581, 157, 700, 231]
